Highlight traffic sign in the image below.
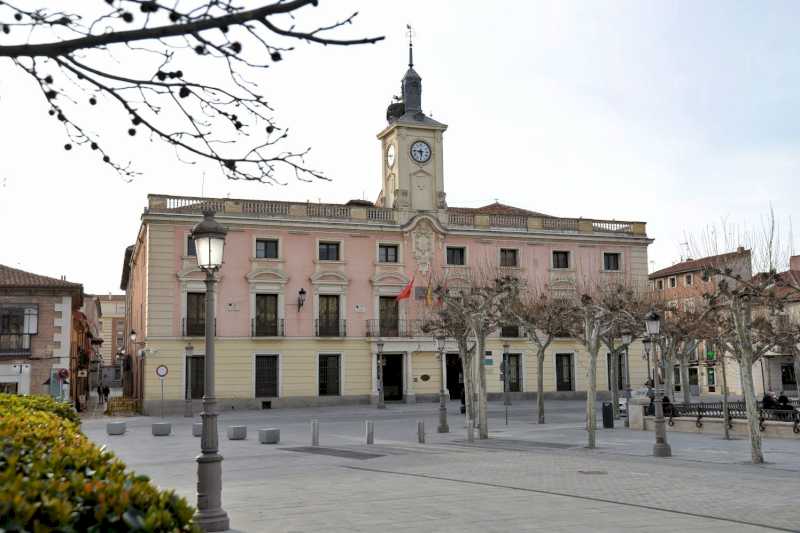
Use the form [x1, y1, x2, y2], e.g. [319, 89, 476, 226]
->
[155, 365, 169, 378]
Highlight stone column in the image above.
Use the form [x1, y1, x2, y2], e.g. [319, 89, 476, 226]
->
[404, 351, 416, 404]
[370, 351, 379, 405]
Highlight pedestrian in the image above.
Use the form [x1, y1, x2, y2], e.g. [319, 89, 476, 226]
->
[97, 384, 104, 405]
[103, 384, 110, 404]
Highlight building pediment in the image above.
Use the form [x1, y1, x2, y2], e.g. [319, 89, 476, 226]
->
[246, 267, 289, 286]
[310, 270, 349, 286]
[371, 271, 411, 287]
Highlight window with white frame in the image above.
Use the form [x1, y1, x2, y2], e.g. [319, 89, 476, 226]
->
[603, 252, 621, 271]
[256, 239, 279, 259]
[500, 248, 518, 267]
[669, 276, 677, 288]
[319, 241, 340, 261]
[446, 246, 466, 266]
[685, 273, 693, 287]
[378, 244, 399, 263]
[552, 251, 570, 269]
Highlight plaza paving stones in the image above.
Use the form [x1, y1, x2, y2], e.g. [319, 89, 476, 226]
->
[82, 400, 800, 532]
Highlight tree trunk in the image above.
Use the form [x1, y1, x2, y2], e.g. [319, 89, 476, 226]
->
[739, 358, 764, 464]
[610, 349, 620, 418]
[586, 348, 598, 449]
[460, 349, 475, 442]
[537, 350, 545, 424]
[680, 356, 691, 404]
[476, 335, 489, 439]
[664, 351, 675, 402]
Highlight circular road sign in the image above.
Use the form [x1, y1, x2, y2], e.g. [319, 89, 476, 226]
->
[155, 365, 169, 378]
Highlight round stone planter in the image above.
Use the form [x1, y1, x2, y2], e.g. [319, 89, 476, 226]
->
[152, 422, 172, 436]
[106, 422, 126, 436]
[227, 425, 247, 440]
[258, 428, 280, 444]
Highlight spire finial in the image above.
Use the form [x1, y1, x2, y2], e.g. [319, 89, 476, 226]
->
[406, 24, 415, 67]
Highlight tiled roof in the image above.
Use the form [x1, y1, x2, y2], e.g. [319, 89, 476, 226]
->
[649, 249, 750, 280]
[770, 269, 800, 302]
[448, 202, 551, 218]
[0, 264, 82, 289]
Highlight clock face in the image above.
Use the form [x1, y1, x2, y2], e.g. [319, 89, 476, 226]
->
[386, 144, 396, 168]
[410, 140, 432, 164]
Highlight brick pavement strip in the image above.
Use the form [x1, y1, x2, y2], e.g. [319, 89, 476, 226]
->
[82, 400, 800, 533]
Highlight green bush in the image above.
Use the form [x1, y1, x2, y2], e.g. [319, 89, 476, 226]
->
[0, 392, 80, 424]
[0, 396, 198, 532]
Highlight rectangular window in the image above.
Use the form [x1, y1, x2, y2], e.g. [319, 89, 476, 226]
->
[555, 353, 574, 391]
[254, 294, 279, 336]
[656, 279, 664, 290]
[606, 352, 627, 391]
[0, 304, 37, 353]
[603, 252, 621, 271]
[186, 292, 205, 336]
[500, 325, 520, 338]
[319, 242, 340, 261]
[669, 277, 677, 288]
[500, 248, 518, 268]
[318, 354, 341, 396]
[185, 355, 204, 399]
[378, 244, 399, 263]
[256, 239, 279, 259]
[781, 364, 797, 386]
[318, 295, 341, 336]
[446, 246, 466, 266]
[255, 355, 279, 397]
[685, 273, 693, 286]
[187, 235, 196, 257]
[552, 251, 570, 269]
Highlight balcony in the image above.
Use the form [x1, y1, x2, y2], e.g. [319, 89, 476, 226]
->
[251, 318, 285, 337]
[181, 318, 215, 337]
[365, 319, 425, 338]
[0, 334, 31, 354]
[315, 319, 347, 337]
[499, 325, 524, 338]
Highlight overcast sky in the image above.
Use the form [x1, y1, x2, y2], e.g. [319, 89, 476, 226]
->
[1, 0, 798, 294]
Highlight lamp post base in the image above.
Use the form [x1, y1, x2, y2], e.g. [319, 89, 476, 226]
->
[195, 508, 230, 532]
[653, 442, 672, 457]
[438, 399, 449, 433]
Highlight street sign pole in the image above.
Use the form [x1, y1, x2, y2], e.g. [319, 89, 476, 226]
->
[155, 365, 169, 419]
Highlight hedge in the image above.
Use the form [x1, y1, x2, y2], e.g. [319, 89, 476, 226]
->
[0, 394, 199, 532]
[0, 393, 79, 424]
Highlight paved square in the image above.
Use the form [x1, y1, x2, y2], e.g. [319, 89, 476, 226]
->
[82, 400, 800, 532]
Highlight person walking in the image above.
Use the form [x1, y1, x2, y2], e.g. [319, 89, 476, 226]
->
[102, 384, 110, 404]
[96, 384, 104, 406]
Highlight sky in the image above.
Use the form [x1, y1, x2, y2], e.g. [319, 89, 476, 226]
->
[1, 0, 798, 294]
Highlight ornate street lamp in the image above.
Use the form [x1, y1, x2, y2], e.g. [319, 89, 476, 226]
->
[644, 309, 671, 458]
[502, 342, 511, 425]
[376, 340, 385, 409]
[436, 335, 449, 433]
[191, 210, 230, 531]
[184, 342, 194, 418]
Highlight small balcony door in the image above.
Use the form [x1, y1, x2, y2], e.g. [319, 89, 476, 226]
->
[318, 295, 340, 336]
[255, 355, 278, 397]
[318, 354, 341, 396]
[507, 353, 522, 392]
[186, 292, 205, 336]
[379, 296, 399, 337]
[255, 294, 279, 336]
[555, 353, 574, 392]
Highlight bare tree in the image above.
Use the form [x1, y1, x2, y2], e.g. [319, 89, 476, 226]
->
[508, 287, 576, 424]
[569, 282, 641, 449]
[703, 268, 791, 463]
[0, 1, 383, 182]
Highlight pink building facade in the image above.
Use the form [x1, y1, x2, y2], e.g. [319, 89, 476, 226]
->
[123, 55, 653, 412]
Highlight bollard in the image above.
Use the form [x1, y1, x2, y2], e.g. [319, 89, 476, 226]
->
[192, 422, 203, 437]
[311, 418, 319, 447]
[417, 420, 425, 444]
[365, 420, 374, 445]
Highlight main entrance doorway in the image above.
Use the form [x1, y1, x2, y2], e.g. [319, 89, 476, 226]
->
[382, 353, 404, 401]
[446, 353, 463, 400]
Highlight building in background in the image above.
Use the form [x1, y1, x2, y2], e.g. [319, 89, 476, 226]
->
[0, 264, 85, 400]
[121, 50, 653, 414]
[649, 248, 754, 397]
[92, 293, 126, 387]
[762, 255, 800, 396]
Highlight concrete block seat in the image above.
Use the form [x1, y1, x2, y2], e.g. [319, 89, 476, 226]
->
[258, 428, 280, 444]
[227, 425, 247, 440]
[152, 422, 172, 436]
[106, 421, 126, 435]
[192, 422, 203, 437]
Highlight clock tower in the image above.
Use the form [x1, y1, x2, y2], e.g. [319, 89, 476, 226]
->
[376, 37, 447, 217]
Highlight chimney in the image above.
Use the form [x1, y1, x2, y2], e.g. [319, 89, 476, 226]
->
[790, 255, 800, 272]
[736, 246, 745, 253]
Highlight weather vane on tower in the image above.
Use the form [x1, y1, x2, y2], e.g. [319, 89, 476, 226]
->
[406, 24, 415, 68]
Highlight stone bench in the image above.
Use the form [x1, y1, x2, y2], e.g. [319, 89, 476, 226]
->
[106, 421, 126, 436]
[152, 422, 171, 436]
[192, 422, 203, 437]
[258, 428, 280, 444]
[227, 425, 247, 440]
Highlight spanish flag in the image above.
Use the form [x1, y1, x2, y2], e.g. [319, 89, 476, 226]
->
[425, 272, 434, 306]
[396, 276, 415, 301]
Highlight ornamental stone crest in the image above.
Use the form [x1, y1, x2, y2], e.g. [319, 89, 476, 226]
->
[411, 219, 435, 273]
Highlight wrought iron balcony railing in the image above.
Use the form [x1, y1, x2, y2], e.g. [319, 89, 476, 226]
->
[251, 318, 285, 337]
[315, 319, 347, 337]
[365, 319, 426, 337]
[0, 334, 31, 354]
